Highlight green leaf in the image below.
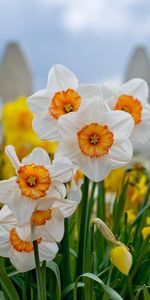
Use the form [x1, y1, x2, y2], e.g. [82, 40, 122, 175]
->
[62, 282, 84, 299]
[143, 286, 150, 300]
[0, 269, 20, 300]
[74, 272, 123, 300]
[46, 261, 61, 300]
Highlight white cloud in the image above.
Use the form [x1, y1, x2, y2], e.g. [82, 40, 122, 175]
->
[58, 0, 150, 38]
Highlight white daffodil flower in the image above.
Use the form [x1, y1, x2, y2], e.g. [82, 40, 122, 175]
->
[101, 78, 150, 144]
[67, 168, 84, 202]
[0, 145, 73, 224]
[28, 64, 100, 141]
[56, 97, 134, 182]
[0, 206, 58, 273]
[30, 198, 79, 242]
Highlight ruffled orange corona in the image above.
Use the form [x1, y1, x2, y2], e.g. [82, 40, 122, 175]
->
[10, 228, 42, 252]
[114, 95, 142, 125]
[17, 164, 51, 199]
[77, 123, 114, 157]
[31, 209, 52, 226]
[49, 88, 81, 119]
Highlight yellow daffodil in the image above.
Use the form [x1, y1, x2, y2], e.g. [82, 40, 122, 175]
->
[125, 209, 136, 223]
[141, 217, 150, 240]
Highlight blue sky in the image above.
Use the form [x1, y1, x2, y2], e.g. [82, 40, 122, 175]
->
[0, 0, 150, 90]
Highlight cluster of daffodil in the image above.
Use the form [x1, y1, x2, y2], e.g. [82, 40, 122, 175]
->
[0, 64, 150, 295]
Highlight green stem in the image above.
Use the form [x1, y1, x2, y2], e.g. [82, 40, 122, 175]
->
[33, 241, 43, 300]
[61, 218, 71, 289]
[90, 224, 95, 300]
[76, 176, 89, 277]
[97, 181, 105, 221]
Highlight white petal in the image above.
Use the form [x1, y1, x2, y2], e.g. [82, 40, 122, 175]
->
[100, 82, 119, 108]
[50, 157, 74, 182]
[27, 89, 50, 116]
[22, 147, 51, 165]
[10, 251, 35, 272]
[35, 208, 64, 242]
[47, 64, 78, 95]
[67, 183, 82, 202]
[53, 199, 78, 218]
[76, 153, 112, 182]
[56, 141, 79, 162]
[77, 84, 101, 98]
[0, 205, 17, 226]
[39, 241, 58, 261]
[142, 104, 150, 122]
[131, 122, 150, 144]
[120, 78, 149, 103]
[36, 181, 66, 211]
[16, 225, 32, 241]
[48, 180, 66, 199]
[6, 189, 37, 224]
[109, 140, 133, 166]
[103, 110, 134, 141]
[32, 113, 59, 141]
[0, 226, 11, 257]
[0, 177, 17, 204]
[5, 145, 20, 171]
[77, 97, 111, 122]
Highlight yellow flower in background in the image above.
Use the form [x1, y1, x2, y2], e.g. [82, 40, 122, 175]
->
[104, 168, 125, 194]
[3, 96, 32, 132]
[1, 96, 58, 179]
[125, 209, 136, 223]
[125, 168, 148, 212]
[104, 164, 149, 223]
[141, 217, 150, 240]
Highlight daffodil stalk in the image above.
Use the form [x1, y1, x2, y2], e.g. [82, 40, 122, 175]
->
[33, 240, 45, 300]
[61, 218, 71, 289]
[76, 176, 89, 277]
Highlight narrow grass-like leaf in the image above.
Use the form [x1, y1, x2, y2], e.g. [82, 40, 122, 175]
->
[143, 286, 150, 300]
[62, 282, 84, 299]
[46, 261, 61, 300]
[74, 273, 123, 300]
[0, 269, 20, 300]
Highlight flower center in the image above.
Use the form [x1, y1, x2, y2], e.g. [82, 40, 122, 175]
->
[90, 134, 100, 145]
[114, 95, 142, 125]
[31, 209, 52, 226]
[10, 228, 42, 252]
[49, 88, 81, 119]
[16, 164, 51, 200]
[64, 103, 73, 113]
[77, 123, 114, 157]
[27, 175, 37, 187]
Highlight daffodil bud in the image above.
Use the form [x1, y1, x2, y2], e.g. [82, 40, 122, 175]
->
[91, 218, 118, 244]
[92, 217, 133, 275]
[110, 244, 132, 276]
